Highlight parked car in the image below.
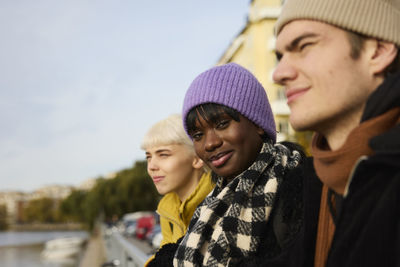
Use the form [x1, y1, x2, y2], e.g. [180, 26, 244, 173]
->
[151, 232, 162, 249]
[146, 223, 161, 245]
[121, 211, 153, 237]
[124, 220, 137, 237]
[135, 215, 155, 240]
[122, 211, 153, 223]
[146, 223, 162, 249]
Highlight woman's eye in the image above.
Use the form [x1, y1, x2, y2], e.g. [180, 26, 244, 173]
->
[191, 132, 203, 141]
[216, 120, 229, 129]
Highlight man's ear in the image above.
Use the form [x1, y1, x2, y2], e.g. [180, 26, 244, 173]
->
[367, 39, 398, 75]
[192, 156, 204, 169]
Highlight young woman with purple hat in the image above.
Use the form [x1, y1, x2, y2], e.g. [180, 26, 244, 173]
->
[148, 63, 321, 267]
[172, 63, 321, 267]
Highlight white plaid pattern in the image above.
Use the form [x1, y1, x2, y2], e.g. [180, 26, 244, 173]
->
[173, 141, 301, 267]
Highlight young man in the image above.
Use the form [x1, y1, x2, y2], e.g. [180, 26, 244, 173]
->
[273, 0, 400, 266]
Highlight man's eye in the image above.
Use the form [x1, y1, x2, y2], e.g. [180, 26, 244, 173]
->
[275, 52, 282, 62]
[160, 154, 170, 158]
[299, 42, 313, 51]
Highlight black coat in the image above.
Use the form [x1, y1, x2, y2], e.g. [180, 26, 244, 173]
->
[326, 72, 400, 267]
[236, 155, 322, 267]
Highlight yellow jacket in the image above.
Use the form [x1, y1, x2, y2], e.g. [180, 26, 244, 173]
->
[158, 171, 214, 246]
[145, 172, 214, 266]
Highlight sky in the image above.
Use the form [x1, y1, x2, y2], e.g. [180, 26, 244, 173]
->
[0, 0, 250, 192]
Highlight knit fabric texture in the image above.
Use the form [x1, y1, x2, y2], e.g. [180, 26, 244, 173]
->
[173, 140, 302, 266]
[182, 63, 276, 143]
[275, 0, 400, 47]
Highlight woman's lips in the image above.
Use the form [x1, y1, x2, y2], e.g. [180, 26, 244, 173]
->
[152, 176, 164, 183]
[286, 87, 309, 104]
[209, 151, 233, 168]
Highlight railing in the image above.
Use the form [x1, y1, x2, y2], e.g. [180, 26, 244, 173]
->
[103, 225, 150, 267]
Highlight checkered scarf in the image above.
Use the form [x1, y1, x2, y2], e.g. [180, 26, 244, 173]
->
[173, 141, 302, 267]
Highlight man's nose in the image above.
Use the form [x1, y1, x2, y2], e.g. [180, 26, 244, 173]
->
[272, 56, 297, 85]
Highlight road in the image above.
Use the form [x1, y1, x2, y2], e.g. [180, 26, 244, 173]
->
[126, 236, 155, 255]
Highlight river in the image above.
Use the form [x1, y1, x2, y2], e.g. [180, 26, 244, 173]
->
[0, 230, 89, 267]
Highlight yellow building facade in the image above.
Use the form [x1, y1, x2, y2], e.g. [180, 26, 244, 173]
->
[217, 0, 312, 151]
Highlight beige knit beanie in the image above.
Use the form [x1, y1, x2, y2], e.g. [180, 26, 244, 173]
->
[275, 0, 400, 47]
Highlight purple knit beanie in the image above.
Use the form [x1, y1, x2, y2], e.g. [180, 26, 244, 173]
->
[182, 63, 276, 142]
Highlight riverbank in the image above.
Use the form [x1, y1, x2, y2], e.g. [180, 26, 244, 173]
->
[9, 223, 85, 231]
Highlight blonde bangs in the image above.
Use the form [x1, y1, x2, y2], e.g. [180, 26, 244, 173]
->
[141, 114, 194, 153]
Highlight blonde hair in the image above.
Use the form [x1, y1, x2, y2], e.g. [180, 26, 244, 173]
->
[141, 114, 195, 153]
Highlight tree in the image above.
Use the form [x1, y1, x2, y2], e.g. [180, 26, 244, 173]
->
[0, 204, 8, 230]
[60, 190, 88, 222]
[59, 160, 161, 230]
[22, 197, 59, 223]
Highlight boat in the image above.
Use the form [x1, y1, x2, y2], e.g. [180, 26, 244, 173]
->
[44, 236, 85, 250]
[41, 236, 86, 260]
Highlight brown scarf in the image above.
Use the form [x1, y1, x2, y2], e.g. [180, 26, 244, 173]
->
[312, 107, 400, 267]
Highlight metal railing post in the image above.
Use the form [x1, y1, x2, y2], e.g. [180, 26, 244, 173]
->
[102, 224, 150, 267]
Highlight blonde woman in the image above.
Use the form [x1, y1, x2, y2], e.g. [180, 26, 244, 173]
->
[141, 114, 214, 266]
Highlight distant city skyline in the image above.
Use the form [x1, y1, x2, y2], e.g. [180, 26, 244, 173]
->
[0, 0, 249, 192]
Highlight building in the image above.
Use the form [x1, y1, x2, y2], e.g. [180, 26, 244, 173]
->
[0, 191, 29, 224]
[31, 185, 73, 200]
[0, 185, 73, 224]
[217, 0, 312, 149]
